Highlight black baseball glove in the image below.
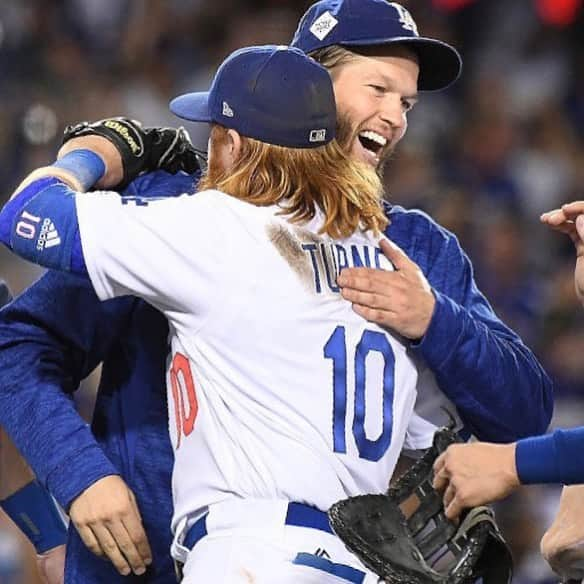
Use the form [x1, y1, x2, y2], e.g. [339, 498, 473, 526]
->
[328, 427, 513, 584]
[62, 117, 206, 188]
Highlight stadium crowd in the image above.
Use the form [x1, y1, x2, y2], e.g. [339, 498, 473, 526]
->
[0, 0, 583, 581]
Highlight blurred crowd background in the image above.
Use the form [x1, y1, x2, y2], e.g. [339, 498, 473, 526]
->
[0, 0, 583, 581]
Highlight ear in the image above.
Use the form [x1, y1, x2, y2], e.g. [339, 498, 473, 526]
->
[226, 129, 242, 164]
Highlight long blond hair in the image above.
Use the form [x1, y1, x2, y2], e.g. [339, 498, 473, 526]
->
[309, 45, 360, 72]
[198, 124, 388, 238]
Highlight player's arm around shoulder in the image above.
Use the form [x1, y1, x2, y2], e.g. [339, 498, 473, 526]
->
[390, 209, 552, 441]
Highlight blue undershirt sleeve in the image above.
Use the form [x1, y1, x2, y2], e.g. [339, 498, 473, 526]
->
[516, 426, 584, 485]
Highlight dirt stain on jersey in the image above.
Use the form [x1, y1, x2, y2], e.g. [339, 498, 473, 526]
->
[266, 223, 314, 289]
[293, 225, 321, 246]
[239, 568, 256, 583]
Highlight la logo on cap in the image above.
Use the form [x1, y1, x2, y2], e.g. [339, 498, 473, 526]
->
[309, 11, 338, 41]
[388, 3, 418, 35]
[309, 129, 327, 143]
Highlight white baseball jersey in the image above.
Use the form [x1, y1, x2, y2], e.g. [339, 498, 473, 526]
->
[75, 188, 452, 539]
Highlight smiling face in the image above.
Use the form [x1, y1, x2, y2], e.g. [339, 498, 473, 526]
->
[326, 45, 420, 170]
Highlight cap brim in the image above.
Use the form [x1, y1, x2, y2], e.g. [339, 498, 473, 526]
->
[169, 92, 213, 122]
[341, 36, 462, 91]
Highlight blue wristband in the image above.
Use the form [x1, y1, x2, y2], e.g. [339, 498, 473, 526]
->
[1, 481, 67, 553]
[52, 149, 106, 191]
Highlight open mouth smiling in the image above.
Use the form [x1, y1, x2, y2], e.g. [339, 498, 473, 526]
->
[357, 130, 388, 166]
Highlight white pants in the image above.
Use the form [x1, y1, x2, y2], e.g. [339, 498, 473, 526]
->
[178, 499, 382, 584]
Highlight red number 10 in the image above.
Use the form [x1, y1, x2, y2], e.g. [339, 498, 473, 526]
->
[170, 352, 198, 449]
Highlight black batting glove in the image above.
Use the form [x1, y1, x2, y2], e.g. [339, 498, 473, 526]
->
[144, 126, 207, 175]
[63, 117, 207, 189]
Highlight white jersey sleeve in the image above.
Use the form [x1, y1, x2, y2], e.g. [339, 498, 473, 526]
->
[75, 189, 232, 319]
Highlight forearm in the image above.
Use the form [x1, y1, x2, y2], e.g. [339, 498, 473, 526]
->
[413, 292, 553, 442]
[0, 372, 119, 509]
[0, 274, 132, 508]
[0, 349, 117, 509]
[13, 135, 120, 197]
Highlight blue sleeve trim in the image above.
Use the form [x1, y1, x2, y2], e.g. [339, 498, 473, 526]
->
[516, 434, 559, 485]
[516, 427, 584, 485]
[0, 480, 67, 553]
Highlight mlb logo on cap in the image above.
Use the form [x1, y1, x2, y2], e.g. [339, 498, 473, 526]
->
[309, 129, 328, 143]
[292, 0, 462, 91]
[169, 45, 337, 149]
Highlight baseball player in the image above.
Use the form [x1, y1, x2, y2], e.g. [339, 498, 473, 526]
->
[1, 44, 463, 583]
[431, 201, 584, 581]
[0, 1, 553, 581]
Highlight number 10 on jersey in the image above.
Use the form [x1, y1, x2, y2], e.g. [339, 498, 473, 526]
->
[324, 326, 395, 462]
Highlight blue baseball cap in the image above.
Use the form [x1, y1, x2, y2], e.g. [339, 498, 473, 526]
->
[291, 0, 462, 91]
[170, 45, 336, 149]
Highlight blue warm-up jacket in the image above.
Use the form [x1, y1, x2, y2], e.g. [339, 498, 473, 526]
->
[0, 171, 553, 583]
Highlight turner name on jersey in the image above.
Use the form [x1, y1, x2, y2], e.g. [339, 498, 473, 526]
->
[74, 188, 439, 541]
[267, 222, 394, 296]
[301, 240, 391, 294]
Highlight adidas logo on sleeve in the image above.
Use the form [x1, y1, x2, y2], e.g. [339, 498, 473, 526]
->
[37, 218, 61, 251]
